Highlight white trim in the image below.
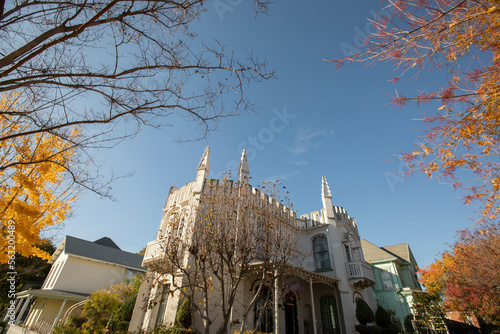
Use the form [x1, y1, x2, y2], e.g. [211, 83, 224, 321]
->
[309, 278, 317, 334]
[52, 299, 67, 329]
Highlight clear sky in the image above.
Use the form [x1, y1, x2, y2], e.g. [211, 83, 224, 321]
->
[59, 0, 479, 269]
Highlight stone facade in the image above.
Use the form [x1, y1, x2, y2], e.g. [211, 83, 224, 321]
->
[130, 147, 377, 334]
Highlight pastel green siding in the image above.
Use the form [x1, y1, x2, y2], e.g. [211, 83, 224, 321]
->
[371, 263, 417, 324]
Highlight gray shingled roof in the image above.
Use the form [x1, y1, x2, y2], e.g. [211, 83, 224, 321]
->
[361, 239, 394, 262]
[361, 239, 409, 264]
[383, 243, 411, 263]
[51, 236, 145, 271]
[93, 237, 121, 250]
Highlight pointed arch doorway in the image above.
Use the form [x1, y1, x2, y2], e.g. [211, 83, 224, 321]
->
[284, 291, 298, 334]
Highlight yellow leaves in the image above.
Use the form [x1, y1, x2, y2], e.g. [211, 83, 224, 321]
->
[0, 92, 80, 263]
[482, 146, 491, 155]
[423, 146, 432, 155]
[490, 178, 500, 192]
[487, 6, 497, 14]
[424, 162, 438, 177]
[438, 105, 446, 111]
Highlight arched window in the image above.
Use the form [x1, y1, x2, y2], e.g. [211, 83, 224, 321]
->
[284, 292, 298, 334]
[344, 244, 352, 263]
[320, 295, 340, 334]
[176, 216, 185, 239]
[155, 284, 169, 326]
[313, 235, 331, 270]
[254, 286, 274, 333]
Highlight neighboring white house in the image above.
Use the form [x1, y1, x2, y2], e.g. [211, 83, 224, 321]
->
[130, 147, 377, 334]
[5, 236, 145, 334]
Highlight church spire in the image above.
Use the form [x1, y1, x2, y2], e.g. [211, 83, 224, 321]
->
[238, 149, 250, 184]
[198, 146, 210, 172]
[322, 176, 335, 219]
[322, 176, 332, 198]
[193, 146, 210, 193]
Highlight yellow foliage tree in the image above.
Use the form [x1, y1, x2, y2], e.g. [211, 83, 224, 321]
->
[1, 93, 78, 263]
[330, 0, 500, 225]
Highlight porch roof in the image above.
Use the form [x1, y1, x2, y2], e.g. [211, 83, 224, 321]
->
[16, 289, 89, 302]
[284, 263, 339, 287]
[249, 262, 339, 287]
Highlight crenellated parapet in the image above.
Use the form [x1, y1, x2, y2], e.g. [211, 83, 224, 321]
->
[298, 205, 359, 236]
[164, 182, 194, 208]
[200, 178, 297, 222]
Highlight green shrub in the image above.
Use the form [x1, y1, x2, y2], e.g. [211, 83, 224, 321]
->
[151, 324, 170, 334]
[381, 328, 398, 334]
[404, 314, 415, 333]
[53, 323, 84, 334]
[114, 320, 130, 332]
[386, 310, 403, 333]
[355, 325, 383, 334]
[68, 316, 86, 328]
[356, 299, 375, 325]
[175, 298, 192, 329]
[119, 293, 137, 322]
[150, 325, 193, 334]
[52, 316, 88, 334]
[376, 306, 392, 328]
[171, 328, 193, 334]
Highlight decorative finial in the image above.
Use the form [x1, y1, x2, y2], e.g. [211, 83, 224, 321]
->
[193, 147, 210, 193]
[238, 149, 250, 183]
[322, 176, 332, 198]
[198, 146, 210, 170]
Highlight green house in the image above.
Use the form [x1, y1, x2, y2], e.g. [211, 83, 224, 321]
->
[360, 239, 422, 323]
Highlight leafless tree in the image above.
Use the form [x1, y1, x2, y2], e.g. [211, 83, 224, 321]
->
[148, 178, 303, 334]
[0, 0, 274, 196]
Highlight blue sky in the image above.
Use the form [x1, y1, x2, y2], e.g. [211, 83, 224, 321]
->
[59, 0, 479, 268]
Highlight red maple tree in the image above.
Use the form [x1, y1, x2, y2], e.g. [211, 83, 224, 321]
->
[329, 0, 500, 224]
[419, 223, 500, 325]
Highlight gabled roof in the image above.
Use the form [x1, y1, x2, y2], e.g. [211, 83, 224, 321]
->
[93, 237, 121, 250]
[361, 239, 396, 262]
[383, 243, 412, 263]
[361, 239, 411, 264]
[50, 236, 144, 271]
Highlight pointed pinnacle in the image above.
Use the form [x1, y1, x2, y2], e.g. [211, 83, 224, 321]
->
[198, 146, 210, 169]
[322, 176, 332, 198]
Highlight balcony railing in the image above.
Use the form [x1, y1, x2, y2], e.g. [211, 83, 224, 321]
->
[347, 262, 375, 282]
[142, 239, 166, 265]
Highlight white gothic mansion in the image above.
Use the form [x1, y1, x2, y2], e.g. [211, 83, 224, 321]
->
[129, 147, 377, 334]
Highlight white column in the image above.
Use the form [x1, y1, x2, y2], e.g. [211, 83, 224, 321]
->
[13, 298, 23, 316]
[52, 299, 67, 329]
[3, 298, 20, 321]
[310, 278, 317, 334]
[31, 299, 46, 328]
[15, 296, 32, 324]
[274, 270, 279, 334]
